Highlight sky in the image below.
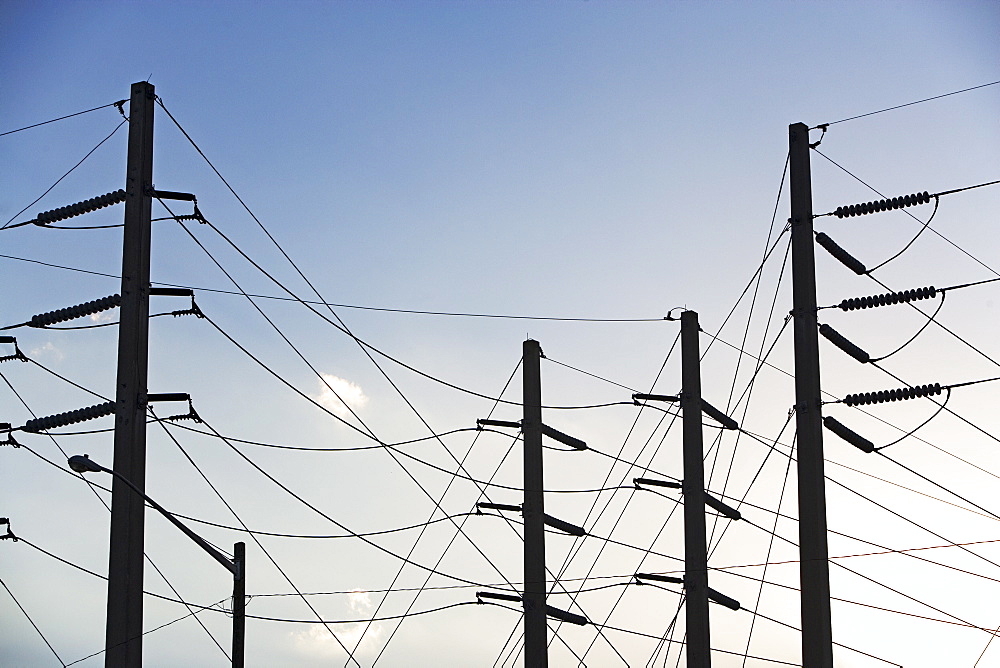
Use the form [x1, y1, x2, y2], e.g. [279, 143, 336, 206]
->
[2, 1, 999, 666]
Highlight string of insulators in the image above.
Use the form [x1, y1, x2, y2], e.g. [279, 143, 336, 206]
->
[834, 191, 931, 218]
[839, 286, 936, 311]
[843, 383, 942, 407]
[819, 324, 870, 364]
[30, 294, 121, 327]
[33, 190, 126, 225]
[815, 232, 866, 275]
[23, 401, 116, 433]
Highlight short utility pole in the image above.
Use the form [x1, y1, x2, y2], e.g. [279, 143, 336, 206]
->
[522, 338, 547, 668]
[680, 310, 711, 668]
[789, 121, 834, 667]
[476, 341, 589, 666]
[106, 80, 155, 668]
[70, 454, 245, 667]
[634, 312, 741, 666]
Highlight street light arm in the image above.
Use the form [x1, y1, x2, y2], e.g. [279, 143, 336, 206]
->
[68, 455, 237, 576]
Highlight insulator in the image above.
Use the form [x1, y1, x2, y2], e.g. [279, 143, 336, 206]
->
[819, 324, 870, 364]
[34, 190, 126, 225]
[839, 286, 936, 311]
[707, 587, 741, 611]
[23, 401, 116, 433]
[833, 191, 931, 218]
[701, 400, 738, 430]
[29, 294, 121, 327]
[823, 416, 875, 453]
[843, 383, 942, 407]
[815, 232, 867, 275]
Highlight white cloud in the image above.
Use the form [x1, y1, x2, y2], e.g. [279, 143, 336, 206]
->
[346, 590, 372, 614]
[89, 310, 116, 324]
[315, 374, 368, 417]
[29, 341, 63, 362]
[291, 615, 383, 660]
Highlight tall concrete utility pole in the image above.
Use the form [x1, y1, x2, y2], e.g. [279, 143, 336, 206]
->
[106, 81, 155, 667]
[788, 121, 834, 667]
[680, 310, 711, 668]
[522, 338, 547, 667]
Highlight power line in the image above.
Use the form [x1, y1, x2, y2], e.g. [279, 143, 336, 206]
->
[0, 100, 126, 137]
[815, 80, 1000, 127]
[813, 148, 1000, 279]
[151, 413, 360, 665]
[2, 120, 127, 229]
[0, 371, 229, 656]
[0, 574, 66, 667]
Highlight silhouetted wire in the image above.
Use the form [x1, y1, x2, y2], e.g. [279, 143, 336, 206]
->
[259, 581, 633, 601]
[706, 235, 793, 553]
[815, 80, 1000, 126]
[706, 330, 1000, 482]
[744, 607, 903, 667]
[543, 396, 683, 661]
[189, 217, 611, 410]
[876, 449, 1000, 521]
[871, 361, 1000, 450]
[865, 291, 946, 362]
[35, 223, 125, 229]
[866, 196, 938, 273]
[63, 597, 229, 667]
[813, 148, 1000, 280]
[0, 372, 228, 656]
[818, 275, 1000, 312]
[741, 432, 795, 667]
[591, 620, 802, 667]
[544, 356, 641, 392]
[706, 416, 797, 561]
[2, 119, 127, 229]
[160, 101, 623, 666]
[0, 575, 66, 666]
[548, 329, 682, 582]
[739, 426, 1000, 571]
[974, 621, 1000, 667]
[740, 517, 997, 634]
[31, 311, 182, 330]
[168, 419, 494, 588]
[643, 593, 684, 668]
[168, 421, 501, 452]
[0, 100, 126, 137]
[0, 249, 662, 320]
[365, 361, 521, 665]
[0, 252, 119, 279]
[862, 390, 951, 451]
[16, 437, 500, 549]
[167, 212, 598, 661]
[151, 415, 359, 664]
[393, 444, 649, 494]
[241, 601, 483, 624]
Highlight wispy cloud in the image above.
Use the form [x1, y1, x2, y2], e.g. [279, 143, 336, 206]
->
[291, 591, 382, 660]
[29, 341, 63, 362]
[315, 373, 368, 417]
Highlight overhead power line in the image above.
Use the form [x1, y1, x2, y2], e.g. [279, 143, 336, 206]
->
[0, 100, 127, 137]
[814, 80, 1000, 127]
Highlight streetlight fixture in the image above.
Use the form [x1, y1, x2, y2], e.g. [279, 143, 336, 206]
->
[68, 454, 245, 667]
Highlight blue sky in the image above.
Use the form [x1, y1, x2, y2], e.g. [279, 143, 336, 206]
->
[2, 1, 999, 666]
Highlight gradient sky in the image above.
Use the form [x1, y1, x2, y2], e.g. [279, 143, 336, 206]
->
[2, 1, 999, 666]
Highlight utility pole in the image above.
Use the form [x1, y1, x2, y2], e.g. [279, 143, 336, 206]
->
[789, 122, 834, 667]
[106, 81, 155, 667]
[233, 541, 246, 668]
[680, 310, 711, 668]
[522, 338, 547, 668]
